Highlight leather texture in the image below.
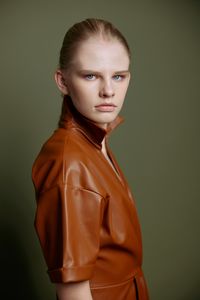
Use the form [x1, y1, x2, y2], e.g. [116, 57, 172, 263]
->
[32, 96, 149, 300]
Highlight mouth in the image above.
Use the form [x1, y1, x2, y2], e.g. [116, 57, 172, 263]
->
[95, 103, 117, 107]
[95, 103, 117, 112]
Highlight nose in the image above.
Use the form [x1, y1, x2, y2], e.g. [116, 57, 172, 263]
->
[99, 79, 115, 98]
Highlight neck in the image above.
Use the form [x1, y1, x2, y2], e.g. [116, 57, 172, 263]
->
[98, 123, 108, 130]
[101, 138, 107, 154]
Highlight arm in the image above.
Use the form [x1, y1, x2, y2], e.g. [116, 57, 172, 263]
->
[55, 280, 93, 300]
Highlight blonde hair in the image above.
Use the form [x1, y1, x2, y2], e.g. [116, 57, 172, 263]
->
[59, 18, 131, 70]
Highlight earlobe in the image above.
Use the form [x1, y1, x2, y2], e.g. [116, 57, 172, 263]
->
[54, 70, 69, 95]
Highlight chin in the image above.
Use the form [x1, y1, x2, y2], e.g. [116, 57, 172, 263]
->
[96, 115, 117, 124]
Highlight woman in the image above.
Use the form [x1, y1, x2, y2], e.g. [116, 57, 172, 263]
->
[32, 18, 149, 300]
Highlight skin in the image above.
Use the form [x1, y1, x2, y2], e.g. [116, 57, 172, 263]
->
[55, 36, 131, 129]
[55, 280, 93, 300]
[54, 36, 131, 300]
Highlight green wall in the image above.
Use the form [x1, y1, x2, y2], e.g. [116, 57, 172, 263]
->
[0, 1, 199, 299]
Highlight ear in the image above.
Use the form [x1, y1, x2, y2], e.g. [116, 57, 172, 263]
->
[54, 69, 69, 95]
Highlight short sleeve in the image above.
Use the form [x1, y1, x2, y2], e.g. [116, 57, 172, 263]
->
[34, 183, 105, 283]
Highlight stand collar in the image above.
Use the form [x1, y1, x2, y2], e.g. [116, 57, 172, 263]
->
[58, 96, 124, 149]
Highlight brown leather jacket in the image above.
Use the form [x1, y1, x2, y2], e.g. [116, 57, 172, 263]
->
[32, 96, 149, 300]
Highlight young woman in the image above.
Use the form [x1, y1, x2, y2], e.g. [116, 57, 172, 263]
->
[32, 18, 149, 300]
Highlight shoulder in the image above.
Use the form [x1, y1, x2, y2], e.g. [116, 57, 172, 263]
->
[32, 127, 95, 193]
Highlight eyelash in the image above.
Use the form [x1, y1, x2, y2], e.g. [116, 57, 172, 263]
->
[84, 74, 125, 81]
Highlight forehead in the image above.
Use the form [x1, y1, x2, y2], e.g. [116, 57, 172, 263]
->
[72, 37, 130, 70]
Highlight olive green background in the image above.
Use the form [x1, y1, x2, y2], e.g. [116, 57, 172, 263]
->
[0, 1, 199, 299]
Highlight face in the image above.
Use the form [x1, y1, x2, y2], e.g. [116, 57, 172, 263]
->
[55, 37, 131, 129]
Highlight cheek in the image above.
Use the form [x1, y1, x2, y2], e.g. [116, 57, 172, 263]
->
[117, 83, 129, 97]
[75, 82, 97, 98]
[69, 84, 85, 102]
[119, 98, 126, 108]
[123, 82, 130, 95]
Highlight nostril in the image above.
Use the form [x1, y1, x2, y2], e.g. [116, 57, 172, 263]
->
[100, 89, 115, 98]
[101, 93, 114, 98]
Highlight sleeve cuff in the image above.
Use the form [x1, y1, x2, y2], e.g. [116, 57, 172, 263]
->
[47, 264, 95, 283]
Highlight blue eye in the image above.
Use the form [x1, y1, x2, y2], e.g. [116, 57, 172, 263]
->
[113, 75, 123, 81]
[85, 74, 96, 80]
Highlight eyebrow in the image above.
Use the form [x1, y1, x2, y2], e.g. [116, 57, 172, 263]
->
[78, 69, 130, 74]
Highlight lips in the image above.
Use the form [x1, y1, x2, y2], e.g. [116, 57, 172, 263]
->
[95, 103, 117, 112]
[95, 103, 117, 107]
